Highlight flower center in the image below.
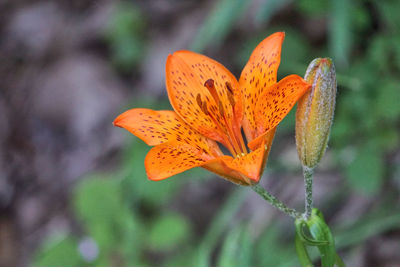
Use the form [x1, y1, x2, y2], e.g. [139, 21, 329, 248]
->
[196, 78, 247, 157]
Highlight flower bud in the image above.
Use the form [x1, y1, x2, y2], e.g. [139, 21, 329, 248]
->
[296, 58, 337, 169]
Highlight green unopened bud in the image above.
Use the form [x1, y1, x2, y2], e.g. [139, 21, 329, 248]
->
[296, 58, 337, 169]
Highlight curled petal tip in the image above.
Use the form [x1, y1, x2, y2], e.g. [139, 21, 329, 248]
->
[113, 114, 123, 128]
[271, 31, 285, 41]
[277, 31, 285, 37]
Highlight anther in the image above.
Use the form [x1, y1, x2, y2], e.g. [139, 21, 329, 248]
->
[202, 101, 209, 115]
[196, 93, 203, 107]
[196, 93, 209, 115]
[204, 79, 215, 89]
[218, 101, 225, 117]
[204, 78, 219, 104]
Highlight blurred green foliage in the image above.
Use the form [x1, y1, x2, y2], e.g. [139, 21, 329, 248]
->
[190, 0, 250, 52]
[148, 213, 191, 251]
[34, 0, 400, 266]
[104, 1, 146, 73]
[34, 140, 192, 266]
[329, 0, 400, 194]
[34, 236, 81, 267]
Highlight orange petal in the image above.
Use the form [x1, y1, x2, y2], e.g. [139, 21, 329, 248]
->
[113, 108, 221, 156]
[248, 127, 277, 178]
[144, 139, 268, 184]
[255, 74, 311, 136]
[239, 32, 285, 141]
[202, 156, 252, 186]
[223, 140, 268, 183]
[144, 142, 216, 181]
[166, 51, 242, 145]
[145, 141, 255, 184]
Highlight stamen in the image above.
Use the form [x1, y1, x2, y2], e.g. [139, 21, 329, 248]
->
[196, 93, 209, 115]
[204, 79, 219, 104]
[227, 93, 235, 107]
[218, 101, 225, 117]
[224, 82, 247, 154]
[202, 101, 209, 115]
[196, 93, 202, 107]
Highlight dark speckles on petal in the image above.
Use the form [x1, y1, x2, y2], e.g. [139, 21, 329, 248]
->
[239, 32, 284, 140]
[166, 51, 240, 145]
[145, 142, 212, 180]
[254, 75, 310, 135]
[114, 109, 218, 157]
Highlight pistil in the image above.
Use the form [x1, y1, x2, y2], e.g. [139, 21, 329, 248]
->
[225, 82, 248, 154]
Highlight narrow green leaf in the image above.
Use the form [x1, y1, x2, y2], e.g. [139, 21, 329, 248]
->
[295, 231, 314, 267]
[307, 209, 336, 267]
[190, 0, 249, 52]
[196, 189, 247, 267]
[217, 225, 252, 267]
[335, 210, 400, 248]
[329, 0, 352, 68]
[255, 0, 292, 25]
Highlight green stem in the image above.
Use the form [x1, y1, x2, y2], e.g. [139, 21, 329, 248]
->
[250, 184, 302, 219]
[303, 167, 314, 219]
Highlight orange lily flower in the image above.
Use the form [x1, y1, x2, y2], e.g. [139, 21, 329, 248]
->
[114, 32, 311, 185]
